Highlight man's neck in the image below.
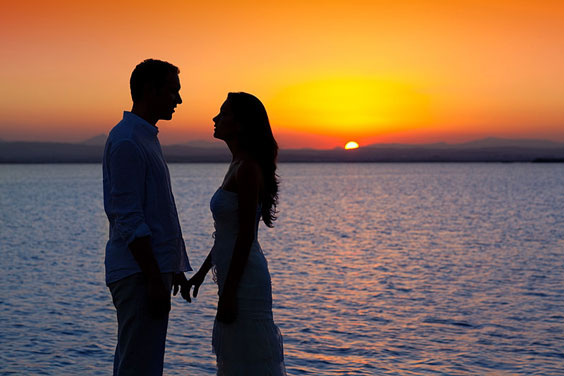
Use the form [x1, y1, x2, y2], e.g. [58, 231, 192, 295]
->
[131, 104, 158, 126]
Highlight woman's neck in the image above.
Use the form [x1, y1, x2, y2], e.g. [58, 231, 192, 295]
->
[226, 139, 251, 162]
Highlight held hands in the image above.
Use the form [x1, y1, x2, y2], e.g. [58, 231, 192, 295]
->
[171, 267, 238, 324]
[173, 271, 206, 303]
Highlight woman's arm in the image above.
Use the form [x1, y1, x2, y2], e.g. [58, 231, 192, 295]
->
[216, 161, 262, 323]
[179, 251, 213, 302]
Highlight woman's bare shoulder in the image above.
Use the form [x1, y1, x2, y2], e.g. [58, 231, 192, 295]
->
[235, 159, 263, 190]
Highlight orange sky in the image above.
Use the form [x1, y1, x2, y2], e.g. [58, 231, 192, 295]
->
[1, 0, 563, 148]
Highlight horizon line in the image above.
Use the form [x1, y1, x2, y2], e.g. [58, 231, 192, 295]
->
[2, 135, 564, 150]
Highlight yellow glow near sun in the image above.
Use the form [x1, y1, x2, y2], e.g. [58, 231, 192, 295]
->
[345, 141, 359, 150]
[268, 77, 431, 137]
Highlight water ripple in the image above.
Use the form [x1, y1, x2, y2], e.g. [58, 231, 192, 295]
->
[1, 163, 563, 375]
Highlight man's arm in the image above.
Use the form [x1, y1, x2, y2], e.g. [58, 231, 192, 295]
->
[109, 141, 170, 318]
[129, 236, 170, 318]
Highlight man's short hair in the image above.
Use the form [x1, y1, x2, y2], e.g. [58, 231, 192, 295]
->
[130, 59, 180, 102]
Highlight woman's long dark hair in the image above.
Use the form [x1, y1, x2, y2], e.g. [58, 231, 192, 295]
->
[228, 92, 279, 227]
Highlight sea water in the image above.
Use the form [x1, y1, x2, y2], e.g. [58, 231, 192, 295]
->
[1, 163, 563, 375]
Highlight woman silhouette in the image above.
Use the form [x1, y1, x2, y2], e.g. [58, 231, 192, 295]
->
[183, 92, 287, 375]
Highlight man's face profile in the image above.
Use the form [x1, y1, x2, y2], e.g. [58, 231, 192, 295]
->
[153, 73, 182, 121]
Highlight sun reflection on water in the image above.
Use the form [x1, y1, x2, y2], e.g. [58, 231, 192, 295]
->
[1, 163, 563, 375]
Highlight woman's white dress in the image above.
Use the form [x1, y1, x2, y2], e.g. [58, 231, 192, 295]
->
[210, 188, 286, 376]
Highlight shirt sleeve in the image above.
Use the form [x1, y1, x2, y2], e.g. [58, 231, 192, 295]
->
[108, 140, 151, 246]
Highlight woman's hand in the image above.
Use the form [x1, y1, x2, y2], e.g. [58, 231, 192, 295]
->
[216, 290, 237, 324]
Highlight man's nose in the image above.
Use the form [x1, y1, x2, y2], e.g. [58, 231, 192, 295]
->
[177, 94, 182, 105]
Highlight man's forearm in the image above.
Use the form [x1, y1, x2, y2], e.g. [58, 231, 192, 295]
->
[128, 236, 162, 280]
[129, 235, 171, 318]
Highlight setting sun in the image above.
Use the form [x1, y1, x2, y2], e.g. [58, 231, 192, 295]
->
[345, 141, 359, 150]
[1, 1, 563, 148]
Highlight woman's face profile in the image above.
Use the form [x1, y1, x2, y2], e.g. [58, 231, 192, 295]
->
[213, 99, 238, 141]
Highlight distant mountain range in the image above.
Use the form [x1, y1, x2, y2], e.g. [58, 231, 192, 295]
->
[1, 135, 563, 163]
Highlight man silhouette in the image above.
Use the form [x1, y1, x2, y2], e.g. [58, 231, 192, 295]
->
[103, 59, 191, 376]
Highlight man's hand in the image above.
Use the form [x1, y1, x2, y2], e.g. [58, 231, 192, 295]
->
[172, 273, 188, 296]
[147, 275, 171, 319]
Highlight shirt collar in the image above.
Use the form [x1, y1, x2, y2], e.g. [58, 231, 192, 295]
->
[123, 111, 159, 136]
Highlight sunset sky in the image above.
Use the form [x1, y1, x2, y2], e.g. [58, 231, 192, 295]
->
[1, 0, 563, 149]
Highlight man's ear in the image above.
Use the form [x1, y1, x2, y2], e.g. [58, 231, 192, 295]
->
[142, 82, 157, 101]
